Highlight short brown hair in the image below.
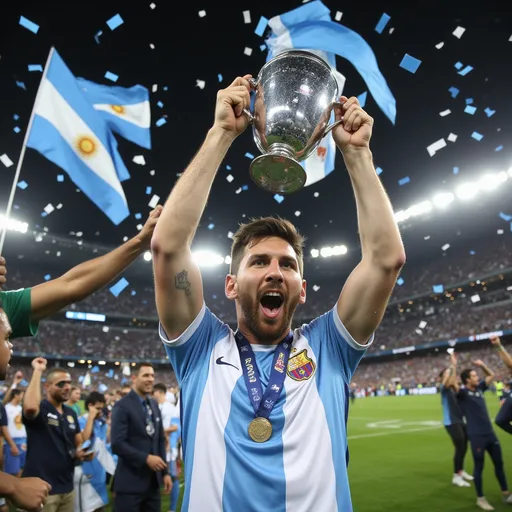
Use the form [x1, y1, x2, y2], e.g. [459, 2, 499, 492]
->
[133, 362, 154, 375]
[230, 217, 305, 276]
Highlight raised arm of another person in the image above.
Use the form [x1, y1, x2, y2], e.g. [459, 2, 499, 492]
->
[151, 75, 252, 339]
[442, 352, 459, 388]
[28, 208, 161, 322]
[474, 359, 495, 387]
[490, 335, 512, 373]
[332, 96, 406, 345]
[0, 472, 51, 512]
[22, 358, 46, 420]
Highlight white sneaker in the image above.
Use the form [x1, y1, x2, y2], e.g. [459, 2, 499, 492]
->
[461, 471, 474, 481]
[503, 493, 512, 504]
[452, 475, 471, 487]
[476, 497, 495, 510]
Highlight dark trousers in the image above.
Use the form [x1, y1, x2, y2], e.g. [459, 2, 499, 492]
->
[469, 433, 507, 498]
[496, 397, 512, 434]
[114, 478, 160, 512]
[445, 423, 468, 473]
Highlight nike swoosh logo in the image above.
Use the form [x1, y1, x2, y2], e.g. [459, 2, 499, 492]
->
[216, 357, 239, 370]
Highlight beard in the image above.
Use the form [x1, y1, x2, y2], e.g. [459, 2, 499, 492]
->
[237, 287, 301, 344]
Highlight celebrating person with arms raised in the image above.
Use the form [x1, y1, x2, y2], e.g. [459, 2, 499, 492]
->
[151, 75, 405, 511]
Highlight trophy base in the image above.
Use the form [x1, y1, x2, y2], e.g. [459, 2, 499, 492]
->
[249, 154, 306, 194]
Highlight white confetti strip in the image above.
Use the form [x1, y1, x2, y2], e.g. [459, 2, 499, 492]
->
[426, 138, 447, 156]
[196, 79, 205, 89]
[244, 47, 253, 56]
[0, 154, 13, 167]
[334, 11, 342, 21]
[198, 10, 206, 17]
[439, 109, 451, 117]
[435, 41, 444, 49]
[243, 10, 251, 23]
[452, 26, 466, 39]
[447, 133, 458, 142]
[148, 194, 160, 208]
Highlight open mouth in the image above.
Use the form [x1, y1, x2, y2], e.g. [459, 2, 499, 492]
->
[260, 291, 284, 319]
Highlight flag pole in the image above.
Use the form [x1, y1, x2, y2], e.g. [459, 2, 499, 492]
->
[0, 46, 55, 254]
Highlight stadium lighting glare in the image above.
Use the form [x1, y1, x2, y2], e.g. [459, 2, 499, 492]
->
[224, 255, 232, 265]
[320, 245, 348, 258]
[192, 250, 225, 267]
[143, 251, 152, 262]
[432, 192, 455, 209]
[0, 214, 29, 234]
[478, 173, 505, 191]
[311, 248, 320, 258]
[508, 167, 512, 177]
[455, 182, 478, 200]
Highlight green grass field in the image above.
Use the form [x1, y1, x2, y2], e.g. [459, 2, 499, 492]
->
[98, 394, 512, 511]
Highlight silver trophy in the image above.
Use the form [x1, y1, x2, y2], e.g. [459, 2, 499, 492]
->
[244, 50, 343, 194]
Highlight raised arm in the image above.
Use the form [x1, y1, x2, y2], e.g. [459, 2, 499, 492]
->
[474, 359, 495, 387]
[490, 335, 512, 373]
[332, 97, 406, 344]
[29, 208, 161, 321]
[151, 75, 252, 339]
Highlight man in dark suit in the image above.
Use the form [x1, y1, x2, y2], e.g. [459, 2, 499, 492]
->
[111, 362, 172, 511]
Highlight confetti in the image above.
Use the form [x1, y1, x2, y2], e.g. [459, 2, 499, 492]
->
[471, 131, 483, 141]
[244, 47, 253, 56]
[145, 186, 152, 194]
[255, 16, 268, 37]
[458, 65, 473, 76]
[245, 152, 255, 159]
[148, 194, 160, 208]
[196, 80, 205, 89]
[104, 71, 118, 82]
[447, 133, 458, 142]
[274, 194, 284, 203]
[208, 223, 215, 230]
[17, 181, 28, 190]
[464, 105, 476, 115]
[0, 154, 13, 167]
[439, 109, 451, 117]
[94, 30, 103, 44]
[399, 54, 421, 73]
[198, 10, 206, 18]
[13, 127, 20, 133]
[150, 2, 156, 9]
[106, 14, 124, 30]
[375, 13, 390, 34]
[357, 91, 367, 107]
[452, 26, 466, 39]
[226, 174, 234, 182]
[156, 117, 167, 127]
[433, 284, 444, 293]
[426, 138, 446, 156]
[243, 11, 251, 24]
[435, 42, 444, 49]
[484, 107, 495, 117]
[441, 243, 450, 251]
[28, 64, 43, 72]
[19, 16, 39, 34]
[448, 86, 459, 98]
[398, 177, 410, 186]
[396, 277, 404, 286]
[376, 166, 383, 175]
[334, 11, 343, 21]
[110, 277, 129, 297]
[133, 155, 146, 165]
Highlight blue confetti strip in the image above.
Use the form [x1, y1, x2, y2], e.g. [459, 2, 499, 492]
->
[433, 284, 444, 294]
[458, 65, 473, 76]
[465, 98, 473, 104]
[145, 186, 152, 194]
[218, 74, 223, 82]
[396, 277, 404, 286]
[469, 250, 476, 255]
[399, 54, 421, 74]
[157, 101, 163, 108]
[17, 181, 28, 190]
[375, 13, 391, 34]
[28, 64, 43, 72]
[357, 91, 368, 107]
[464, 105, 476, 115]
[13, 127, 20, 133]
[245, 152, 254, 159]
[109, 277, 129, 297]
[13, 114, 19, 120]
[255, 16, 268, 37]
[104, 71, 118, 82]
[495, 145, 503, 152]
[471, 131, 483, 141]
[499, 212, 512, 222]
[242, 184, 249, 191]
[19, 16, 39, 34]
[274, 194, 284, 203]
[41, 212, 47, 217]
[376, 166, 383, 175]
[398, 176, 410, 186]
[130, 290, 137, 296]
[260, 44, 267, 51]
[156, 117, 167, 127]
[57, 174, 64, 182]
[208, 223, 215, 230]
[484, 107, 495, 117]
[94, 30, 103, 44]
[106, 14, 124, 30]
[454, 62, 463, 70]
[44, 274, 51, 281]
[16, 81, 26, 91]
[135, 213, 142, 219]
[453, 167, 459, 174]
[448, 87, 459, 98]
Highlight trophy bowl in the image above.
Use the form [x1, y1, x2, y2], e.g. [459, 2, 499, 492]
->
[244, 50, 342, 194]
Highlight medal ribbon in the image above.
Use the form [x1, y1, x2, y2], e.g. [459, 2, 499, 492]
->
[235, 330, 293, 421]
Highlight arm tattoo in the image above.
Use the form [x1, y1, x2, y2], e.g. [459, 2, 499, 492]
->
[175, 270, 192, 297]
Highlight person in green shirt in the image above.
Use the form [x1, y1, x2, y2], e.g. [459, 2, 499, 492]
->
[0, 206, 162, 341]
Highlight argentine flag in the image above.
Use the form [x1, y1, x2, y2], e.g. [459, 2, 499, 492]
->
[26, 48, 130, 225]
[266, 1, 396, 187]
[76, 78, 151, 150]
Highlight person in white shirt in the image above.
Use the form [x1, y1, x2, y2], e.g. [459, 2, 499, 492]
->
[3, 389, 26, 477]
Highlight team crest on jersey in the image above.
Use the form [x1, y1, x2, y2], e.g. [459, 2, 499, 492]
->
[287, 349, 315, 381]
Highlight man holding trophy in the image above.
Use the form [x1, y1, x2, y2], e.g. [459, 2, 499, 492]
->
[152, 51, 405, 511]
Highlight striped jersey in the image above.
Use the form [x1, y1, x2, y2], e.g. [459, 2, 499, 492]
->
[159, 303, 372, 512]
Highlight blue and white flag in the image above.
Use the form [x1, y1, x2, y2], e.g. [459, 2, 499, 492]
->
[266, 1, 396, 186]
[26, 48, 130, 225]
[76, 78, 151, 150]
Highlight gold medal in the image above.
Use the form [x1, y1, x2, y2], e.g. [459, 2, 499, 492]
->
[248, 417, 272, 443]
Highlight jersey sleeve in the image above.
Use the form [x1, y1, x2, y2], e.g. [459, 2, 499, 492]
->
[0, 288, 39, 339]
[301, 305, 374, 383]
[159, 302, 230, 384]
[478, 381, 489, 393]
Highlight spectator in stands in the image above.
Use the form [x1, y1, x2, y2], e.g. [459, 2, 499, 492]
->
[0, 208, 161, 340]
[66, 387, 82, 417]
[3, 389, 26, 478]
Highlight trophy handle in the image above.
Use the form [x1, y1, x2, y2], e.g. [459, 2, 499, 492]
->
[243, 78, 259, 124]
[322, 101, 344, 136]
